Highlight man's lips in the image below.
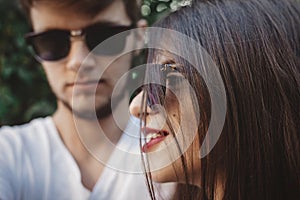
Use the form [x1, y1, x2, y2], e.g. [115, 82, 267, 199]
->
[141, 127, 169, 153]
[68, 79, 106, 85]
[67, 79, 106, 90]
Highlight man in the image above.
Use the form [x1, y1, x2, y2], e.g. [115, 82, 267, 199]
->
[0, 0, 175, 199]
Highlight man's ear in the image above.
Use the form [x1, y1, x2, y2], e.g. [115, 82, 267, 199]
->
[137, 19, 148, 28]
[133, 19, 148, 56]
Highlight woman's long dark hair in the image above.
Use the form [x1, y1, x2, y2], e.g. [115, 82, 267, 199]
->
[142, 0, 300, 199]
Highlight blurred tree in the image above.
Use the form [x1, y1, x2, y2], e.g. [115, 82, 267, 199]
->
[0, 0, 56, 126]
[0, 0, 189, 126]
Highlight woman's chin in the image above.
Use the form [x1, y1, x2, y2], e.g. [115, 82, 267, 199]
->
[150, 163, 179, 183]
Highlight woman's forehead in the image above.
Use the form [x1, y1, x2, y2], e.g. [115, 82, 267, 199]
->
[151, 49, 177, 62]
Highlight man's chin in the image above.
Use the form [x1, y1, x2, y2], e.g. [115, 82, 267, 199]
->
[62, 100, 112, 120]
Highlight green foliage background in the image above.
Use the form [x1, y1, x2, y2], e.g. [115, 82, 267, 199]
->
[0, 0, 187, 126]
[0, 0, 56, 126]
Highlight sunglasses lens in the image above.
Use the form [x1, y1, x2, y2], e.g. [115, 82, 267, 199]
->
[27, 30, 70, 61]
[86, 26, 130, 56]
[146, 83, 167, 107]
[26, 24, 133, 61]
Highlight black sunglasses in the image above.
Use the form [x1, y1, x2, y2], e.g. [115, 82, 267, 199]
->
[147, 64, 183, 107]
[25, 23, 135, 61]
[129, 63, 184, 107]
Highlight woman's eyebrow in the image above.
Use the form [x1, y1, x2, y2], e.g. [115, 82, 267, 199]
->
[160, 63, 184, 72]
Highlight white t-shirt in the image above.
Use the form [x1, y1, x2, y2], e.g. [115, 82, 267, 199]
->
[0, 117, 175, 200]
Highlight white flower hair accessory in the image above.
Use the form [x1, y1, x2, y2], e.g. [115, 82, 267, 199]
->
[178, 0, 193, 7]
[170, 0, 193, 11]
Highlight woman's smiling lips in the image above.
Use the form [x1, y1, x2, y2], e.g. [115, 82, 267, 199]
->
[141, 127, 169, 153]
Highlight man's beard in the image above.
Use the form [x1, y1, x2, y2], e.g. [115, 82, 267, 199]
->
[60, 87, 128, 120]
[61, 98, 113, 120]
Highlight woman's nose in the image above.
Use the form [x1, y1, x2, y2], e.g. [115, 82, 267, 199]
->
[129, 91, 150, 119]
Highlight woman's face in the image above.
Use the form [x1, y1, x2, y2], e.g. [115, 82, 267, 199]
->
[129, 51, 201, 186]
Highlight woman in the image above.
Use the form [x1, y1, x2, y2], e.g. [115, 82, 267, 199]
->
[130, 0, 300, 199]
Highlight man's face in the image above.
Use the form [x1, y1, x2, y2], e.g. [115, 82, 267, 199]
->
[30, 0, 134, 120]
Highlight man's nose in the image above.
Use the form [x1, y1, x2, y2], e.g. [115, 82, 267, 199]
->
[66, 39, 96, 72]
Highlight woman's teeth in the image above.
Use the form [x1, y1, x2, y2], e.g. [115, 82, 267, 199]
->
[146, 132, 163, 143]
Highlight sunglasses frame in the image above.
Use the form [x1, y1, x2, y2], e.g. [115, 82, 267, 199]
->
[25, 22, 135, 62]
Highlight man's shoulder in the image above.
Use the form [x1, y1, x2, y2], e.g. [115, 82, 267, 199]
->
[1, 116, 53, 134]
[0, 117, 56, 151]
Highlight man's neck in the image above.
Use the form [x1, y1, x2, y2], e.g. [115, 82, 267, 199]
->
[52, 101, 126, 190]
[53, 101, 126, 158]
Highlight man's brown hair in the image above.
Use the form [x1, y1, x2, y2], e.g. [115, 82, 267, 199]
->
[19, 0, 140, 25]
